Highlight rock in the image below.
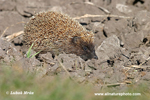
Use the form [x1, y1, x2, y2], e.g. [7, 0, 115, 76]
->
[55, 54, 85, 71]
[116, 4, 132, 13]
[96, 35, 121, 61]
[142, 72, 150, 81]
[0, 0, 15, 11]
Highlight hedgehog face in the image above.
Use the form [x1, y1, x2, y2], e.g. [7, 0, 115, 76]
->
[72, 36, 98, 60]
[81, 44, 98, 61]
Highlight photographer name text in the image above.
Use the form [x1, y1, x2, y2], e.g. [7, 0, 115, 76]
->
[6, 91, 34, 95]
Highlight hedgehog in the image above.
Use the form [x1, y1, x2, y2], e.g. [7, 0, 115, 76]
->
[23, 11, 98, 60]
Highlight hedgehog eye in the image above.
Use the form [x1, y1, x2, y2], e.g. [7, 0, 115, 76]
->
[83, 46, 89, 51]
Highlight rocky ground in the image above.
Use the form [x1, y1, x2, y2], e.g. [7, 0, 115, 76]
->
[0, 0, 150, 91]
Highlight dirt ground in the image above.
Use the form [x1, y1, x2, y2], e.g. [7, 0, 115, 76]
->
[0, 0, 150, 91]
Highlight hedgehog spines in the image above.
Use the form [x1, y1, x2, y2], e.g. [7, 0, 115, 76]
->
[24, 11, 97, 60]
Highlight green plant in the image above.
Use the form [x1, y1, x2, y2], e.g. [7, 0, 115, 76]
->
[26, 43, 41, 58]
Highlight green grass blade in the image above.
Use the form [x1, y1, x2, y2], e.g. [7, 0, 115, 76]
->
[26, 43, 34, 58]
[30, 50, 41, 58]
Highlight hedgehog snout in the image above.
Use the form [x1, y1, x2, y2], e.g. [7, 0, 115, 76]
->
[92, 51, 98, 60]
[81, 48, 98, 61]
[81, 51, 98, 61]
[87, 50, 98, 60]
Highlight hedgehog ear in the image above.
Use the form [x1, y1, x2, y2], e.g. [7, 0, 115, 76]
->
[72, 36, 81, 44]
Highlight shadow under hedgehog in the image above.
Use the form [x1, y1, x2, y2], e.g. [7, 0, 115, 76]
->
[23, 11, 98, 61]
